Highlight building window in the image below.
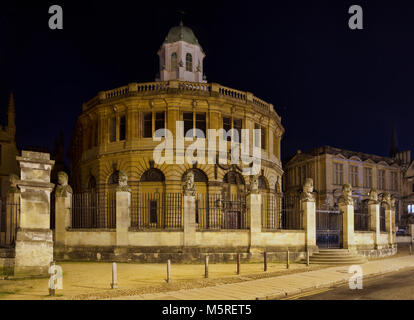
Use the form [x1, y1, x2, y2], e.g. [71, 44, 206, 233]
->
[233, 118, 242, 142]
[109, 117, 116, 142]
[363, 168, 372, 188]
[186, 53, 193, 71]
[0, 144, 2, 166]
[390, 172, 398, 191]
[183, 112, 193, 137]
[223, 117, 231, 141]
[119, 116, 126, 141]
[171, 53, 177, 71]
[254, 123, 266, 149]
[408, 204, 414, 214]
[378, 170, 385, 190]
[333, 163, 343, 185]
[143, 112, 152, 138]
[155, 112, 165, 133]
[195, 113, 206, 137]
[349, 165, 358, 187]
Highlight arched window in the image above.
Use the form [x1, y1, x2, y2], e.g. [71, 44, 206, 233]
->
[258, 176, 268, 190]
[140, 168, 165, 182]
[186, 53, 193, 71]
[181, 169, 208, 183]
[171, 53, 177, 71]
[108, 171, 119, 185]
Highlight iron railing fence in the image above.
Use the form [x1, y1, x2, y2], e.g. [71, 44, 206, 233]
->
[72, 191, 116, 228]
[131, 192, 183, 229]
[316, 208, 343, 249]
[261, 193, 280, 230]
[380, 206, 386, 232]
[354, 200, 371, 231]
[196, 194, 248, 230]
[0, 197, 20, 247]
[280, 193, 303, 230]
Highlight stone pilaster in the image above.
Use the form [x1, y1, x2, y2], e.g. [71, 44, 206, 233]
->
[368, 201, 380, 249]
[183, 195, 196, 246]
[116, 190, 131, 246]
[14, 151, 55, 277]
[247, 193, 262, 251]
[302, 200, 317, 251]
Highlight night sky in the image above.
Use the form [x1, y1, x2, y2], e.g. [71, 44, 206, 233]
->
[1, 0, 413, 165]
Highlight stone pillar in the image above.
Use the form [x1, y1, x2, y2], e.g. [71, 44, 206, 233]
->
[55, 172, 73, 246]
[382, 193, 396, 249]
[14, 151, 55, 277]
[301, 178, 316, 251]
[368, 201, 380, 248]
[116, 191, 131, 246]
[302, 201, 316, 251]
[183, 195, 196, 246]
[115, 171, 131, 246]
[247, 193, 262, 251]
[338, 184, 355, 251]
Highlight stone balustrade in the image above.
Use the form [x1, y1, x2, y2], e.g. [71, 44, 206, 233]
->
[82, 80, 279, 120]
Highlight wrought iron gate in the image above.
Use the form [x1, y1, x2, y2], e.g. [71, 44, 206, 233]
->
[316, 209, 343, 248]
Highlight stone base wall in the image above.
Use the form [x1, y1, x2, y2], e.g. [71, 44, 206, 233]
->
[54, 245, 306, 263]
[357, 247, 397, 259]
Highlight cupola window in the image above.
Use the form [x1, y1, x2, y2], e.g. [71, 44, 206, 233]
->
[186, 53, 193, 71]
[171, 53, 177, 71]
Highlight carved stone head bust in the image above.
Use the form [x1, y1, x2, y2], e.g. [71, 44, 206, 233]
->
[183, 171, 196, 196]
[55, 171, 73, 197]
[301, 178, 315, 202]
[117, 171, 131, 192]
[250, 175, 259, 194]
[368, 189, 378, 203]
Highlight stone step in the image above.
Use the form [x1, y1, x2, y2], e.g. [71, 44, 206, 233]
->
[309, 249, 367, 265]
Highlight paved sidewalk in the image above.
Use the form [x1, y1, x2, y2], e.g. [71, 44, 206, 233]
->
[109, 255, 414, 300]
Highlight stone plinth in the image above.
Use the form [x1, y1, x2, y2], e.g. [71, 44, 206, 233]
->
[116, 191, 131, 246]
[183, 195, 196, 246]
[339, 204, 355, 251]
[247, 193, 262, 251]
[14, 151, 54, 277]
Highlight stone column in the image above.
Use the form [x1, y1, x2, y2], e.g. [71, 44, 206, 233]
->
[247, 193, 262, 251]
[115, 171, 131, 246]
[14, 151, 55, 277]
[368, 189, 380, 249]
[55, 172, 73, 247]
[338, 184, 355, 251]
[301, 178, 316, 252]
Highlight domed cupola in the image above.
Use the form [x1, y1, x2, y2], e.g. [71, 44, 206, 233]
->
[156, 21, 206, 83]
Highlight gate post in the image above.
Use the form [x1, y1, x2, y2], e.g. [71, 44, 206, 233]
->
[116, 171, 131, 247]
[14, 151, 55, 277]
[55, 172, 73, 247]
[6, 175, 20, 245]
[183, 171, 196, 247]
[368, 189, 380, 249]
[248, 175, 262, 250]
[338, 184, 355, 251]
[301, 179, 317, 252]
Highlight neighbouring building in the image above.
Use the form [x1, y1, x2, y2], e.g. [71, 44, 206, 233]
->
[0, 93, 19, 199]
[283, 145, 413, 227]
